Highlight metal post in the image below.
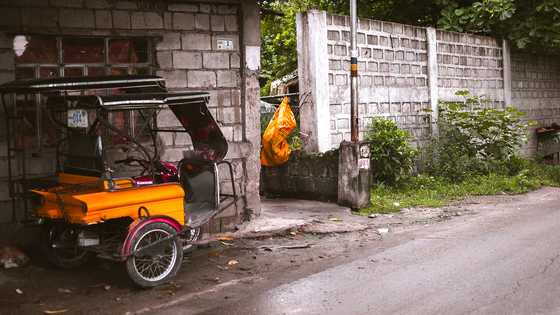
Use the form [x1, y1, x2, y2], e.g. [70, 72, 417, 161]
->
[350, 0, 359, 142]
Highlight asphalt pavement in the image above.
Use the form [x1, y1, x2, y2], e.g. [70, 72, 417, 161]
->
[192, 188, 560, 315]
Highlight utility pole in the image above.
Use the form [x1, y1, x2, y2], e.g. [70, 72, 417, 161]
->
[350, 0, 359, 142]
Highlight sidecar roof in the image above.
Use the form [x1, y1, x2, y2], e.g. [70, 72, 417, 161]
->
[46, 92, 210, 111]
[46, 92, 227, 162]
[0, 75, 166, 93]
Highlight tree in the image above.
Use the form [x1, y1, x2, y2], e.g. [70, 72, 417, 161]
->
[438, 0, 560, 51]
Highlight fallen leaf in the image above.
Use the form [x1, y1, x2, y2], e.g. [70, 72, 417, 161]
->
[104, 285, 111, 291]
[15, 288, 23, 295]
[329, 217, 342, 222]
[227, 259, 239, 266]
[43, 310, 68, 314]
[220, 241, 233, 247]
[289, 231, 297, 236]
[208, 251, 221, 257]
[57, 288, 72, 294]
[216, 236, 234, 241]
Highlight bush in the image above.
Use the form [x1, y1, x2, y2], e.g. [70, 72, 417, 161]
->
[422, 90, 532, 180]
[365, 118, 418, 184]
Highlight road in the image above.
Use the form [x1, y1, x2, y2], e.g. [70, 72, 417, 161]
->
[162, 188, 560, 315]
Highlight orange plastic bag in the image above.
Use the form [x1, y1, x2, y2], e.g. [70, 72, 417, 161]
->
[260, 97, 296, 166]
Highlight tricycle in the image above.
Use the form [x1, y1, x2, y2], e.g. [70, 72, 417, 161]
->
[0, 75, 238, 287]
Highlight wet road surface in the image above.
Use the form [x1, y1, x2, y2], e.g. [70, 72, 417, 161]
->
[191, 188, 560, 315]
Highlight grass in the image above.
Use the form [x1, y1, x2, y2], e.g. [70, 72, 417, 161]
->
[360, 162, 560, 215]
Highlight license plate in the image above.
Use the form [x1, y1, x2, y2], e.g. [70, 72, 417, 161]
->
[67, 109, 88, 128]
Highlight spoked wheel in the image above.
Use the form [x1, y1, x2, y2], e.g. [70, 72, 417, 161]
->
[126, 222, 183, 288]
[41, 222, 91, 269]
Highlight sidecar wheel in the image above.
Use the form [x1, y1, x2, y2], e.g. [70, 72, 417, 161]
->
[41, 223, 91, 269]
[126, 222, 183, 288]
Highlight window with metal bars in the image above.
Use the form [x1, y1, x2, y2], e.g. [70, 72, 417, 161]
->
[11, 35, 156, 150]
[14, 35, 154, 79]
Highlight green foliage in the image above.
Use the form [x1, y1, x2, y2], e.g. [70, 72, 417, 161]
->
[260, 0, 333, 95]
[362, 160, 560, 214]
[422, 90, 532, 181]
[439, 0, 515, 33]
[438, 0, 560, 51]
[365, 118, 418, 185]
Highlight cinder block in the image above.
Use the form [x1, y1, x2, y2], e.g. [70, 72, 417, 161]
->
[157, 108, 181, 128]
[215, 89, 231, 107]
[157, 32, 180, 50]
[328, 30, 339, 41]
[0, 8, 20, 27]
[367, 62, 378, 72]
[224, 15, 238, 32]
[217, 5, 237, 14]
[210, 15, 224, 31]
[161, 148, 186, 163]
[60, 9, 95, 28]
[173, 51, 202, 69]
[220, 126, 234, 141]
[174, 132, 192, 147]
[358, 33, 366, 45]
[187, 70, 216, 88]
[199, 4, 212, 13]
[156, 51, 172, 69]
[230, 53, 240, 68]
[217, 70, 239, 88]
[156, 69, 187, 88]
[329, 60, 341, 70]
[85, 0, 110, 9]
[22, 8, 58, 28]
[0, 179, 10, 201]
[182, 33, 211, 50]
[231, 89, 241, 107]
[0, 71, 14, 85]
[131, 12, 163, 29]
[195, 14, 210, 30]
[203, 52, 229, 69]
[168, 3, 199, 13]
[50, 0, 83, 8]
[0, 51, 14, 71]
[172, 12, 194, 30]
[115, 1, 136, 10]
[95, 10, 112, 29]
[112, 10, 131, 29]
[221, 107, 239, 124]
[0, 34, 11, 49]
[164, 12, 172, 29]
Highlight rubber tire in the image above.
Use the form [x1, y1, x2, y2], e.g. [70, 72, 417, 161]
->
[125, 222, 183, 288]
[40, 223, 91, 269]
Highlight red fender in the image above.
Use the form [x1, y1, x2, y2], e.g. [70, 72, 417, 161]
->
[120, 216, 182, 260]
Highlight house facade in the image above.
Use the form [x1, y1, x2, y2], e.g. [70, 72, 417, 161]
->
[0, 0, 261, 234]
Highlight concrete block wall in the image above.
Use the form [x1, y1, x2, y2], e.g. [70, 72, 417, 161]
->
[436, 30, 504, 104]
[297, 11, 520, 153]
[260, 150, 339, 202]
[511, 54, 560, 155]
[325, 14, 432, 148]
[0, 0, 262, 229]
